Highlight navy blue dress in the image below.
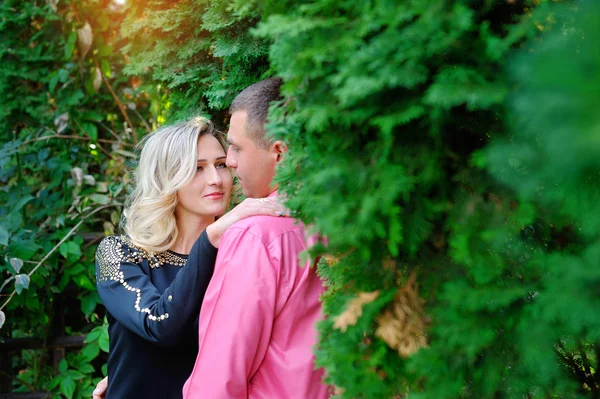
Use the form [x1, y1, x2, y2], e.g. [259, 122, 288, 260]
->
[95, 230, 217, 399]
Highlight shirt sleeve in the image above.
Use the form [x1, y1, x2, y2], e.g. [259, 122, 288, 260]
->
[95, 231, 217, 347]
[182, 226, 278, 398]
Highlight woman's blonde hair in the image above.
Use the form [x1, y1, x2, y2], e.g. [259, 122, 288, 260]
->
[122, 117, 227, 253]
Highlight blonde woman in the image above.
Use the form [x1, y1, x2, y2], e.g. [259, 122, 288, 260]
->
[93, 117, 284, 399]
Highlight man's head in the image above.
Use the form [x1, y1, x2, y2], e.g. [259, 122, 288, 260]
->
[226, 77, 287, 198]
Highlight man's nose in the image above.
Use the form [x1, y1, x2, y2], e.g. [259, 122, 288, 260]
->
[226, 148, 237, 168]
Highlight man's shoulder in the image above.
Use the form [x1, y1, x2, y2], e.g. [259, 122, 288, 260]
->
[227, 216, 305, 245]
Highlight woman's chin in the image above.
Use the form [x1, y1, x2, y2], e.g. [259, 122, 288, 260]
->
[206, 203, 227, 217]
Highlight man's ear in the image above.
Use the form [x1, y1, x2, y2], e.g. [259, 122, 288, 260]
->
[271, 140, 288, 163]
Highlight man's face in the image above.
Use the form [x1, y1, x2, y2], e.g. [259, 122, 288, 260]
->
[226, 111, 278, 198]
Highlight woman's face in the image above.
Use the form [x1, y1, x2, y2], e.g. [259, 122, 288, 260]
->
[176, 134, 233, 220]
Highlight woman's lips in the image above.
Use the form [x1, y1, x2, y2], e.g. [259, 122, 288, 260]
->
[204, 192, 224, 200]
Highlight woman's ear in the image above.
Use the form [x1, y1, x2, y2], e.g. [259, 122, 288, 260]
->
[272, 140, 288, 162]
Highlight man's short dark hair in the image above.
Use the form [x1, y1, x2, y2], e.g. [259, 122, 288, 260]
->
[229, 77, 283, 149]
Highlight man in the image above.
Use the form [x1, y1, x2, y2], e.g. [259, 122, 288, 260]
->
[182, 78, 329, 398]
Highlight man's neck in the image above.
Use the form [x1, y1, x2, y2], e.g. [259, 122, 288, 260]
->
[267, 183, 279, 197]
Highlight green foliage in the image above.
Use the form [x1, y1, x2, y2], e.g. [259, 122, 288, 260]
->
[0, 0, 156, 396]
[257, 0, 599, 397]
[484, 2, 600, 397]
[120, 0, 268, 122]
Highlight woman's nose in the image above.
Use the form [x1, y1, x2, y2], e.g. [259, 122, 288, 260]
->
[207, 167, 222, 186]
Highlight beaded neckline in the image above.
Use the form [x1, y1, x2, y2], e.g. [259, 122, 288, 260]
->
[118, 236, 188, 268]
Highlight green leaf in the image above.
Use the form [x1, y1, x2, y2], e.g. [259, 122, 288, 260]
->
[5, 211, 21, 231]
[0, 225, 9, 246]
[81, 122, 98, 141]
[9, 258, 23, 273]
[98, 13, 110, 32]
[98, 44, 112, 57]
[47, 375, 62, 390]
[84, 329, 101, 343]
[100, 59, 111, 78]
[98, 327, 110, 352]
[66, 264, 85, 276]
[11, 195, 34, 212]
[78, 363, 95, 374]
[89, 194, 111, 205]
[14, 274, 30, 294]
[7, 239, 40, 260]
[58, 272, 70, 292]
[84, 77, 96, 95]
[25, 294, 41, 311]
[60, 376, 76, 399]
[80, 343, 100, 362]
[59, 241, 81, 259]
[49, 71, 60, 93]
[82, 111, 104, 122]
[67, 369, 86, 379]
[74, 274, 96, 291]
[64, 30, 77, 60]
[81, 293, 99, 315]
[58, 358, 68, 374]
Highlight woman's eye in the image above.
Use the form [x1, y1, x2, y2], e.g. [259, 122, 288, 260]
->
[216, 163, 227, 169]
[196, 166, 203, 172]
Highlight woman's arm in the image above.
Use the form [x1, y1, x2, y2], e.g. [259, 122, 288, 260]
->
[206, 197, 286, 247]
[95, 231, 217, 346]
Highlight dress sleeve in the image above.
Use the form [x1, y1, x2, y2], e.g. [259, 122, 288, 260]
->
[182, 227, 279, 399]
[95, 231, 217, 347]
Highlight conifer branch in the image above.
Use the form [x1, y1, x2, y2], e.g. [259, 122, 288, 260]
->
[555, 343, 596, 391]
[594, 343, 600, 385]
[578, 344, 597, 392]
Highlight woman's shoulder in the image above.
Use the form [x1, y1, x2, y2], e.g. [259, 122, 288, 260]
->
[96, 235, 186, 274]
[96, 235, 149, 280]
[97, 235, 145, 259]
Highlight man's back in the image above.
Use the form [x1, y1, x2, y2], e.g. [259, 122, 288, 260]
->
[183, 215, 329, 398]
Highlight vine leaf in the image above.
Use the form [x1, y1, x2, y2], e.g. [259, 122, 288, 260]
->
[77, 21, 93, 59]
[60, 376, 76, 399]
[71, 167, 83, 187]
[83, 175, 96, 186]
[54, 112, 69, 134]
[46, 0, 59, 12]
[14, 274, 30, 295]
[10, 257, 23, 273]
[0, 225, 9, 246]
[93, 66, 102, 91]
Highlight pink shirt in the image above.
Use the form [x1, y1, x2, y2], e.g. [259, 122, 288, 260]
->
[182, 197, 329, 398]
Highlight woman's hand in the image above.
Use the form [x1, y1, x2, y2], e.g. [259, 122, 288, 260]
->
[206, 197, 288, 247]
[92, 376, 108, 399]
